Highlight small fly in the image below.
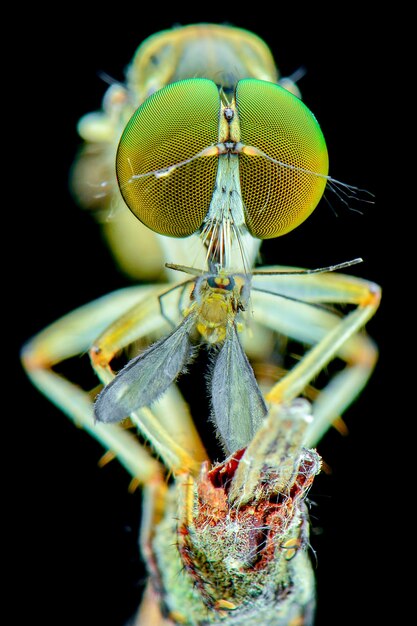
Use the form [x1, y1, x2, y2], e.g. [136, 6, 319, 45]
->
[94, 264, 266, 453]
[94, 258, 362, 453]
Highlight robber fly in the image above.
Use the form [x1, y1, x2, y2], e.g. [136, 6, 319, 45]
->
[21, 23, 380, 626]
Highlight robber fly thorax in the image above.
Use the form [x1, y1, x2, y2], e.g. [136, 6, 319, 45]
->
[181, 268, 248, 344]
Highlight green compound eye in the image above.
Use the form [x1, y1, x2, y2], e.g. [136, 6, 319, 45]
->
[116, 78, 220, 237]
[235, 78, 329, 239]
[116, 77, 328, 241]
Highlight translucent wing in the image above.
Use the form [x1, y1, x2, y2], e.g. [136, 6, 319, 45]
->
[211, 324, 267, 452]
[95, 314, 196, 423]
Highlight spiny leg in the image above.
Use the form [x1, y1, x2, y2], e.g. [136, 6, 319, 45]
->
[250, 268, 381, 446]
[21, 286, 162, 480]
[21, 283, 209, 622]
[21, 284, 206, 479]
[89, 283, 206, 469]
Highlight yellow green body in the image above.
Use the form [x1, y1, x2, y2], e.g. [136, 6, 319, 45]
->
[21, 23, 381, 626]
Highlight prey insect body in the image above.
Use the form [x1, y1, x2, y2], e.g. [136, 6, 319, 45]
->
[94, 256, 368, 453]
[94, 265, 267, 453]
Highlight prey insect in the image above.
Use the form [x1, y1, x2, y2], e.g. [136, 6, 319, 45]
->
[95, 257, 363, 454]
[94, 264, 267, 453]
[21, 22, 380, 626]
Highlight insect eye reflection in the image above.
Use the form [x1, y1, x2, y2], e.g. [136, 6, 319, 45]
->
[116, 77, 328, 241]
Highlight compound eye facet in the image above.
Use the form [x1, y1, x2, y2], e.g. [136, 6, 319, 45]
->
[236, 79, 329, 239]
[116, 78, 221, 237]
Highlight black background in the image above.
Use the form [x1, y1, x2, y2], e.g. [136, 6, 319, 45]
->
[13, 8, 388, 626]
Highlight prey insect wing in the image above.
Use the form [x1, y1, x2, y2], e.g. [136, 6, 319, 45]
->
[94, 313, 196, 423]
[211, 323, 267, 452]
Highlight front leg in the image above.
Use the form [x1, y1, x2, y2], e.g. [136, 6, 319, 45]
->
[21, 286, 161, 481]
[251, 268, 381, 446]
[21, 284, 205, 479]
